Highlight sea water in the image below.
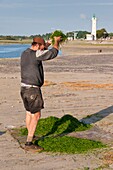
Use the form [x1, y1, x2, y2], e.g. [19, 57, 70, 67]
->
[0, 44, 30, 58]
[0, 44, 62, 58]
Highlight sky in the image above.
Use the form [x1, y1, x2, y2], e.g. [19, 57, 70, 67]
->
[0, 0, 113, 36]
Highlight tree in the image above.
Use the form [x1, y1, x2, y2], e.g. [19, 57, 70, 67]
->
[109, 32, 113, 39]
[96, 28, 108, 39]
[66, 32, 74, 38]
[76, 31, 90, 39]
[42, 33, 52, 41]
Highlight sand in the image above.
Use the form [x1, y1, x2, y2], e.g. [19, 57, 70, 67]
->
[1, 40, 113, 169]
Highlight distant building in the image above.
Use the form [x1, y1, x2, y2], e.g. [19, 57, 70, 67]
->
[91, 14, 97, 40]
[86, 14, 97, 41]
[67, 37, 73, 41]
[73, 31, 78, 40]
[67, 31, 78, 41]
[86, 34, 93, 40]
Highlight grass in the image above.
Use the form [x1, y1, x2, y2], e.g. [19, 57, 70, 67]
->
[19, 114, 106, 154]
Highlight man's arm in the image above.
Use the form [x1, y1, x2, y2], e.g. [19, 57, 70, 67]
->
[52, 36, 61, 50]
[36, 48, 58, 61]
[45, 36, 61, 50]
[36, 36, 61, 61]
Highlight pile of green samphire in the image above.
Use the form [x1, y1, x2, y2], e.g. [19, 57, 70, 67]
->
[19, 114, 106, 154]
[50, 30, 67, 45]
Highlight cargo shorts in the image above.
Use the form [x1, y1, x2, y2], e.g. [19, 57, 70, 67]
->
[20, 86, 44, 114]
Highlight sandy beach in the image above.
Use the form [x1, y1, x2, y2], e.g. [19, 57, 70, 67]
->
[1, 40, 113, 169]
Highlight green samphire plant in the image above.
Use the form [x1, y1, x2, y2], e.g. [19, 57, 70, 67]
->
[50, 30, 67, 45]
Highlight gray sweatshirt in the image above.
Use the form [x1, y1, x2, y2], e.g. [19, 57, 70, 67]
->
[21, 47, 58, 87]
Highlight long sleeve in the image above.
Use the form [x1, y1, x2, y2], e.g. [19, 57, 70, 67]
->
[36, 48, 58, 61]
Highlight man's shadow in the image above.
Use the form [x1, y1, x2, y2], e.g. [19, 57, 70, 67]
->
[80, 105, 113, 124]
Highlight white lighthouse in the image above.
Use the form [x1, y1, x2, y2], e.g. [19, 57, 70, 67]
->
[91, 14, 97, 40]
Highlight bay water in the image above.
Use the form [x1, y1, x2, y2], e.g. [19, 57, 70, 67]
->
[0, 44, 30, 58]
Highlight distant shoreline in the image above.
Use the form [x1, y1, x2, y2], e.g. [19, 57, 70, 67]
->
[1, 39, 113, 45]
[0, 39, 31, 44]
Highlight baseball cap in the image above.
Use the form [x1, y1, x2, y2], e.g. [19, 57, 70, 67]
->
[33, 37, 46, 46]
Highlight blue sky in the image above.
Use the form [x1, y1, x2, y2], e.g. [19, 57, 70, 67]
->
[0, 0, 113, 35]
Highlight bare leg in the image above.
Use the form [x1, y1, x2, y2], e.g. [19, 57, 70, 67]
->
[26, 111, 32, 130]
[26, 111, 41, 142]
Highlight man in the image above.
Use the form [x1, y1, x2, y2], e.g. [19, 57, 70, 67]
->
[20, 36, 61, 151]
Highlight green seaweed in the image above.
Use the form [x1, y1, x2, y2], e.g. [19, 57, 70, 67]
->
[35, 136, 105, 154]
[19, 114, 106, 154]
[20, 114, 91, 137]
[50, 30, 67, 45]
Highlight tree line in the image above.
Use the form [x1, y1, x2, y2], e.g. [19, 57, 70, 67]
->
[0, 28, 113, 41]
[0, 33, 52, 41]
[67, 28, 113, 39]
